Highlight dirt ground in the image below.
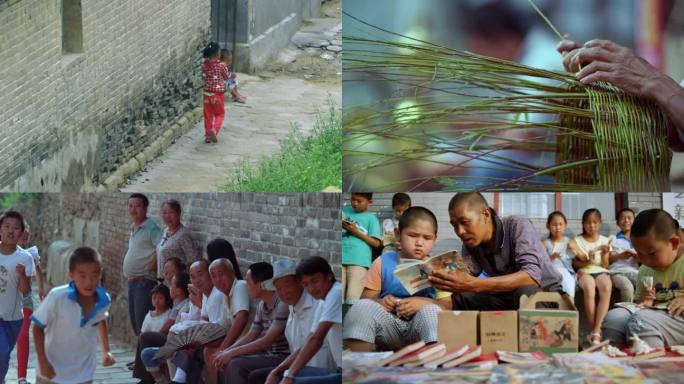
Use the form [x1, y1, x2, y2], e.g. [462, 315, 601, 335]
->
[122, 0, 341, 192]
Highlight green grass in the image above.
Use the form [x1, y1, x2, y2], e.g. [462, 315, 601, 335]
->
[222, 102, 341, 192]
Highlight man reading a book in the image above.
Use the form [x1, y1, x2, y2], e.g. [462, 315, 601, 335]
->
[429, 192, 563, 310]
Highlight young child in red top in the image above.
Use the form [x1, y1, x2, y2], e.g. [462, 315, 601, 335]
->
[202, 42, 228, 144]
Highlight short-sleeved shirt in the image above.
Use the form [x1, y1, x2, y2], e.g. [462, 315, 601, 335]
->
[363, 255, 452, 300]
[342, 206, 381, 268]
[141, 309, 173, 333]
[250, 295, 290, 354]
[223, 279, 250, 328]
[203, 59, 228, 93]
[311, 281, 342, 369]
[0, 247, 35, 321]
[123, 218, 162, 279]
[19, 245, 40, 309]
[202, 286, 229, 328]
[634, 253, 684, 307]
[156, 224, 199, 279]
[573, 235, 612, 274]
[462, 210, 562, 292]
[609, 232, 638, 273]
[170, 298, 191, 323]
[285, 290, 331, 368]
[381, 218, 398, 252]
[31, 282, 110, 384]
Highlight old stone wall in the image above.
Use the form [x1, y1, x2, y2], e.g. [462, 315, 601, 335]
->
[6, 192, 342, 344]
[0, 0, 211, 191]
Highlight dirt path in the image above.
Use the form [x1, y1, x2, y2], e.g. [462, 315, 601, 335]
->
[122, 3, 341, 192]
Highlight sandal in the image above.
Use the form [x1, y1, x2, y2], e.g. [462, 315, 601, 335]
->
[587, 331, 602, 346]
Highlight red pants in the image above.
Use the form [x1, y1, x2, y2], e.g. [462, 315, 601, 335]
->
[17, 307, 31, 378]
[203, 92, 225, 138]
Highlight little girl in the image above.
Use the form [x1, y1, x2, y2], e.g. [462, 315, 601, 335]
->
[569, 208, 612, 345]
[543, 211, 576, 298]
[220, 49, 247, 104]
[343, 206, 451, 352]
[141, 284, 174, 334]
[202, 42, 228, 143]
[608, 208, 639, 302]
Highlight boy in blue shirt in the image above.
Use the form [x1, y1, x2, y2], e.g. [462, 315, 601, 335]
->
[342, 193, 381, 304]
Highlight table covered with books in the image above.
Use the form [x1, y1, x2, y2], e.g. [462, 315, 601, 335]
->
[342, 345, 684, 384]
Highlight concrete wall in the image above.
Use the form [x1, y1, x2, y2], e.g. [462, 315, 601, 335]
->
[0, 0, 211, 191]
[10, 192, 341, 344]
[212, 0, 322, 72]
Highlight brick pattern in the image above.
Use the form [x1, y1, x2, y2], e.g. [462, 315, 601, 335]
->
[14, 193, 342, 297]
[0, 0, 211, 190]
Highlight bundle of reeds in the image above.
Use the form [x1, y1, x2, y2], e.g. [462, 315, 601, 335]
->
[343, 15, 673, 191]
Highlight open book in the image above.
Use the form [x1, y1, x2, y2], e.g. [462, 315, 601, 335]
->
[394, 250, 471, 295]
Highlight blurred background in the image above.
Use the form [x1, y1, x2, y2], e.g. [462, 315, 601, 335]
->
[343, 0, 684, 191]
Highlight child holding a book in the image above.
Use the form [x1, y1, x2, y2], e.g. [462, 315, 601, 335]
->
[32, 247, 115, 383]
[542, 211, 576, 298]
[602, 209, 684, 348]
[344, 206, 452, 352]
[569, 208, 613, 346]
[342, 193, 382, 304]
[608, 208, 639, 302]
[381, 193, 411, 254]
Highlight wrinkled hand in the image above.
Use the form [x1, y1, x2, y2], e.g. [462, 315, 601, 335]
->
[557, 35, 669, 100]
[429, 269, 473, 293]
[668, 297, 684, 317]
[280, 377, 294, 384]
[212, 350, 234, 370]
[188, 284, 202, 307]
[102, 351, 116, 366]
[378, 294, 399, 312]
[395, 297, 428, 319]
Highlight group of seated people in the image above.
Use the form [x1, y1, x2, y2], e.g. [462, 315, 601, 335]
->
[132, 255, 341, 384]
[343, 192, 684, 352]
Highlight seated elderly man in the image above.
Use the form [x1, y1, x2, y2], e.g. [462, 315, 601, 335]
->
[429, 192, 564, 310]
[170, 258, 250, 384]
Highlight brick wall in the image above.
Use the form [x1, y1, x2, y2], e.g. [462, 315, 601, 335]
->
[0, 0, 211, 191]
[7, 192, 342, 344]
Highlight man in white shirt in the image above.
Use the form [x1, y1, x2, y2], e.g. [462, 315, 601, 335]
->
[233, 258, 333, 384]
[200, 258, 250, 384]
[266, 257, 341, 384]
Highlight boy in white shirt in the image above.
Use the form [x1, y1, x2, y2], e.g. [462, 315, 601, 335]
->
[267, 257, 341, 384]
[0, 211, 34, 383]
[32, 247, 115, 384]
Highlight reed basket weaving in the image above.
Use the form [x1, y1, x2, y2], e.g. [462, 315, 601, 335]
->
[343, 34, 673, 191]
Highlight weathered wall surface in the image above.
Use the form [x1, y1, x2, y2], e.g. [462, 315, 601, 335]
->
[10, 192, 342, 344]
[212, 0, 323, 71]
[0, 0, 211, 191]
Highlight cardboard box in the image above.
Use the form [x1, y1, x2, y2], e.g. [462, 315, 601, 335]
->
[479, 311, 518, 353]
[438, 310, 478, 351]
[518, 292, 579, 354]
